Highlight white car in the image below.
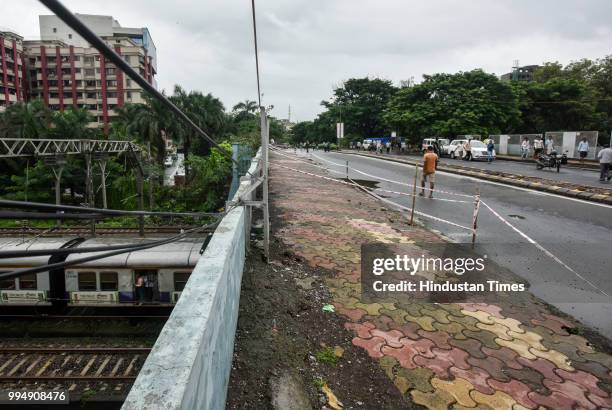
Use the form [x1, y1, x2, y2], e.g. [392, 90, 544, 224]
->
[164, 157, 173, 167]
[422, 138, 450, 154]
[445, 139, 468, 159]
[468, 140, 496, 160]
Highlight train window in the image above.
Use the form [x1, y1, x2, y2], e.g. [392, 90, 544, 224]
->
[0, 276, 16, 290]
[100, 272, 118, 291]
[19, 274, 37, 290]
[174, 272, 191, 292]
[78, 272, 97, 291]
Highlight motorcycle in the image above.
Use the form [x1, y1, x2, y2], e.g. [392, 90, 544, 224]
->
[536, 150, 567, 172]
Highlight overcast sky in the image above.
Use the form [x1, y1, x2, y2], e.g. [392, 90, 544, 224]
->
[4, 0, 612, 121]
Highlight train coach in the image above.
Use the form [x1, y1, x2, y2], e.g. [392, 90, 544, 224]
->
[0, 236, 208, 307]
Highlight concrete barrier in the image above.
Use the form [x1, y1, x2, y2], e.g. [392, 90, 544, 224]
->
[122, 148, 262, 410]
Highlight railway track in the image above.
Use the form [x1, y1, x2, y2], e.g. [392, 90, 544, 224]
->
[0, 346, 150, 386]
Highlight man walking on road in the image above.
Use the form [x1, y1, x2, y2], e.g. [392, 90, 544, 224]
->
[487, 139, 495, 163]
[521, 137, 530, 159]
[578, 137, 590, 164]
[546, 135, 555, 155]
[597, 144, 612, 182]
[463, 140, 472, 161]
[419, 146, 438, 198]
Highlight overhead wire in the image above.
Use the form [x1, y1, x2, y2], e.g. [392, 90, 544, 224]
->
[38, 0, 253, 177]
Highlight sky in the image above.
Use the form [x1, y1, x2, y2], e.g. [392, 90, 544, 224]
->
[3, 0, 612, 122]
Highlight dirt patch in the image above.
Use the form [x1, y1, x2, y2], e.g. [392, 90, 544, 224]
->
[226, 241, 415, 409]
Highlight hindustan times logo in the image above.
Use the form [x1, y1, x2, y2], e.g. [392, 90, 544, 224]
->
[372, 254, 487, 276]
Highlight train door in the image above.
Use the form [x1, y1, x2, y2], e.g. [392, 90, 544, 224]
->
[134, 270, 159, 303]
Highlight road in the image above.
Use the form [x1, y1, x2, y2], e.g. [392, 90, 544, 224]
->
[164, 153, 185, 186]
[288, 149, 612, 337]
[352, 150, 603, 187]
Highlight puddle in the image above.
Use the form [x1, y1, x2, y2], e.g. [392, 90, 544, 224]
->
[508, 214, 526, 220]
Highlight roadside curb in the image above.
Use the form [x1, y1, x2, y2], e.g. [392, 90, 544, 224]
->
[340, 151, 612, 205]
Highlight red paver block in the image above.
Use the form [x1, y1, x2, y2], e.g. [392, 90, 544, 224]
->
[450, 366, 495, 395]
[555, 368, 609, 398]
[370, 328, 405, 348]
[381, 344, 420, 369]
[517, 357, 563, 383]
[344, 322, 375, 339]
[413, 355, 454, 379]
[487, 379, 538, 409]
[417, 329, 452, 350]
[352, 336, 385, 358]
[432, 347, 471, 370]
[481, 346, 524, 370]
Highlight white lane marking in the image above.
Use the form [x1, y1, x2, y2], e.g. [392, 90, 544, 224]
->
[324, 152, 612, 209]
[481, 200, 609, 297]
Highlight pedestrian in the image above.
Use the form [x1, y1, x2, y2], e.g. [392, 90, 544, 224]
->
[306, 141, 310, 153]
[578, 137, 589, 164]
[419, 146, 438, 198]
[463, 140, 472, 161]
[521, 138, 530, 159]
[487, 139, 495, 163]
[135, 274, 145, 305]
[545, 136, 555, 155]
[357, 141, 361, 151]
[597, 145, 612, 182]
[533, 136, 544, 159]
[385, 141, 391, 154]
[401, 140, 406, 153]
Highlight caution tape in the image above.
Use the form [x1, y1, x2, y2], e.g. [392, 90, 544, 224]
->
[480, 200, 608, 297]
[273, 162, 473, 231]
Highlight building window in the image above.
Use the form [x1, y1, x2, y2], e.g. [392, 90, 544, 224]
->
[100, 272, 118, 291]
[19, 274, 37, 290]
[126, 79, 131, 87]
[53, 28, 57, 33]
[85, 68, 95, 76]
[68, 34, 72, 39]
[78, 272, 97, 291]
[86, 92, 97, 99]
[84, 56, 94, 64]
[126, 91, 132, 99]
[74, 56, 80, 61]
[106, 80, 117, 87]
[107, 92, 117, 98]
[174, 272, 191, 292]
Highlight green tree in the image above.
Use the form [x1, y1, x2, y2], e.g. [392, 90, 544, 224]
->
[384, 70, 520, 142]
[0, 99, 52, 139]
[50, 107, 96, 139]
[322, 77, 397, 138]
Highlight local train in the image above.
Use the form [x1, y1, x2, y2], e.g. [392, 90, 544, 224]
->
[0, 236, 209, 307]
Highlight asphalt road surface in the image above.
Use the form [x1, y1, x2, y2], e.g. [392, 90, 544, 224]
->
[288, 149, 612, 338]
[353, 150, 603, 188]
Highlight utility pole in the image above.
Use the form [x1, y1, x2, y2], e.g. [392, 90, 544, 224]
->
[84, 150, 95, 236]
[260, 106, 270, 260]
[94, 152, 108, 209]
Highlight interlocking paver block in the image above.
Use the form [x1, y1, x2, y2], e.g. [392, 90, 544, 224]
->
[396, 367, 435, 393]
[470, 390, 518, 410]
[467, 356, 510, 382]
[432, 347, 471, 370]
[528, 347, 573, 371]
[352, 336, 385, 358]
[487, 379, 538, 409]
[554, 368, 609, 398]
[382, 343, 420, 370]
[370, 328, 404, 348]
[410, 388, 456, 410]
[450, 366, 494, 395]
[344, 321, 375, 339]
[461, 309, 495, 325]
[543, 379, 598, 409]
[449, 338, 486, 359]
[418, 329, 452, 350]
[496, 337, 537, 360]
[431, 377, 477, 407]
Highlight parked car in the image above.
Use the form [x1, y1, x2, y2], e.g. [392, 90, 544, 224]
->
[468, 140, 495, 160]
[446, 139, 468, 159]
[164, 157, 173, 167]
[422, 138, 449, 154]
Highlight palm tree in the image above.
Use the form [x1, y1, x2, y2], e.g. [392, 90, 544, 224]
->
[0, 99, 52, 139]
[170, 85, 226, 179]
[232, 99, 258, 121]
[50, 107, 95, 139]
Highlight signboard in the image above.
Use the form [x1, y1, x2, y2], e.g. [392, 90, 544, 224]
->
[1, 290, 47, 304]
[336, 123, 344, 139]
[70, 291, 118, 304]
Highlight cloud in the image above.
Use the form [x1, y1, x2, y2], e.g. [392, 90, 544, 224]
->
[3, 0, 612, 121]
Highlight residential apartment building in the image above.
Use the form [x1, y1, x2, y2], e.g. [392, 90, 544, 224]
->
[0, 29, 27, 107]
[1, 14, 157, 133]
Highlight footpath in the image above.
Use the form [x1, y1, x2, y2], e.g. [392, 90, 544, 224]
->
[344, 151, 612, 205]
[262, 151, 612, 409]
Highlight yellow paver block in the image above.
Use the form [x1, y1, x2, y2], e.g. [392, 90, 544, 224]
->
[322, 384, 343, 410]
[470, 390, 517, 410]
[394, 375, 411, 395]
[379, 356, 398, 379]
[431, 377, 477, 407]
[411, 388, 456, 410]
[405, 313, 436, 331]
[380, 308, 408, 325]
[476, 322, 512, 341]
[490, 317, 525, 334]
[528, 347, 574, 371]
[460, 309, 495, 325]
[354, 302, 383, 316]
[496, 338, 537, 360]
[507, 330, 547, 351]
